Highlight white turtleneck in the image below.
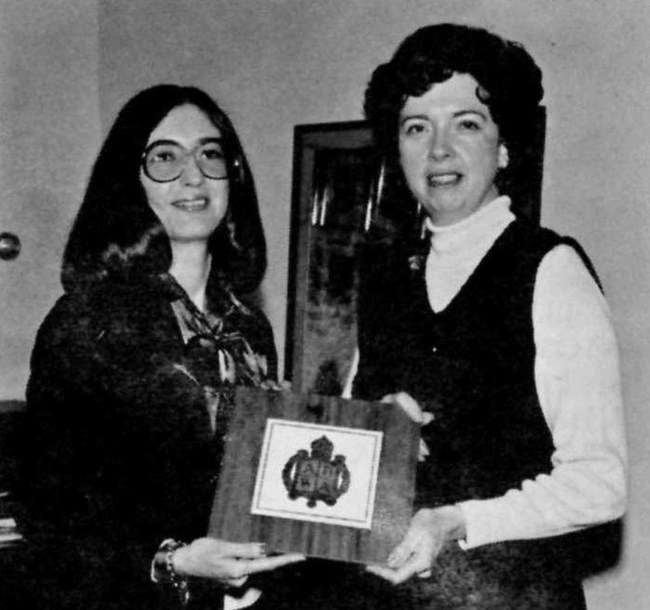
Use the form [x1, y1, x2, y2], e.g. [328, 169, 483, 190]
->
[425, 195, 515, 313]
[421, 196, 626, 548]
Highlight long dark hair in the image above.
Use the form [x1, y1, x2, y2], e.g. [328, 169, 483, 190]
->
[62, 84, 266, 297]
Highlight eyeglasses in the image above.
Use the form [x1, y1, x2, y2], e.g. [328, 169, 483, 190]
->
[142, 138, 229, 183]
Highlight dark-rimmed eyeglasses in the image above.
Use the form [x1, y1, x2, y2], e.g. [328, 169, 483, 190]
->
[142, 138, 229, 183]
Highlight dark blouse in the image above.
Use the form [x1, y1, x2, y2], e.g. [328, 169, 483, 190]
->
[18, 274, 277, 609]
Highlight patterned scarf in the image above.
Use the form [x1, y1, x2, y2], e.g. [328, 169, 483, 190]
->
[161, 274, 270, 432]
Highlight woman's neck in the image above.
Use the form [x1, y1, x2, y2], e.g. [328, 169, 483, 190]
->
[169, 241, 212, 312]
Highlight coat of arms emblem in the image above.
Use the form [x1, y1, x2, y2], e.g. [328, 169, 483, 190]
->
[282, 435, 351, 508]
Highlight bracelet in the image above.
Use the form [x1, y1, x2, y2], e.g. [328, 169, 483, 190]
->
[159, 539, 190, 606]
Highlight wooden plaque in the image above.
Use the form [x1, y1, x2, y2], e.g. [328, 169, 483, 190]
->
[208, 387, 419, 565]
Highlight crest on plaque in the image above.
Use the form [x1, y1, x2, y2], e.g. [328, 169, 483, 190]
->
[250, 418, 383, 530]
[282, 435, 351, 507]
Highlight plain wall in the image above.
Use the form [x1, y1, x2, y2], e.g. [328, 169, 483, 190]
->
[0, 0, 101, 399]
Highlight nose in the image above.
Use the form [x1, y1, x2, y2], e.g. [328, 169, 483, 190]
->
[180, 153, 205, 185]
[428, 127, 453, 161]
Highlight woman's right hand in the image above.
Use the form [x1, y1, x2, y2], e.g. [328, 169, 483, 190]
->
[381, 392, 434, 461]
[380, 391, 434, 425]
[171, 537, 305, 587]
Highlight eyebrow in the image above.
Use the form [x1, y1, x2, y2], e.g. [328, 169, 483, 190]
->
[146, 136, 224, 148]
[454, 109, 488, 121]
[399, 109, 489, 126]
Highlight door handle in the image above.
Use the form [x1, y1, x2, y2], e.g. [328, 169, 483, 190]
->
[0, 232, 21, 261]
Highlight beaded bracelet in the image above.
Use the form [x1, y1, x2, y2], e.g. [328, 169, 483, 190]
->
[159, 539, 190, 606]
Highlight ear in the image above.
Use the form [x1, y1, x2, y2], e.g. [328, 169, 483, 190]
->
[498, 144, 509, 169]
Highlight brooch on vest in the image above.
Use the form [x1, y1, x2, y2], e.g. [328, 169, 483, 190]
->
[282, 435, 351, 508]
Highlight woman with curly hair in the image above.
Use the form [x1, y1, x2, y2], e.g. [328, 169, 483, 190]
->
[19, 84, 302, 609]
[348, 23, 626, 608]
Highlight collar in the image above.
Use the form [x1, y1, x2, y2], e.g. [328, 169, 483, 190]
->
[424, 196, 515, 257]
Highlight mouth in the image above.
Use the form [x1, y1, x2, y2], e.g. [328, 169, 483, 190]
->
[426, 172, 462, 188]
[172, 198, 209, 212]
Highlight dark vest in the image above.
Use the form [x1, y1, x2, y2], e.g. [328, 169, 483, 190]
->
[351, 219, 599, 609]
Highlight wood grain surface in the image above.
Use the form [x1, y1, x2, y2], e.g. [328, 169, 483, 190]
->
[208, 387, 419, 564]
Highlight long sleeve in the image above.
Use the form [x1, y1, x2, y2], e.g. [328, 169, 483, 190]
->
[458, 244, 627, 548]
[22, 288, 228, 554]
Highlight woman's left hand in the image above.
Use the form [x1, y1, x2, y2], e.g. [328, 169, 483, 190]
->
[366, 506, 466, 585]
[381, 392, 434, 461]
[172, 538, 304, 588]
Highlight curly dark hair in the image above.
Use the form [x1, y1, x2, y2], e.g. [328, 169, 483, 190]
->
[62, 84, 266, 297]
[364, 23, 544, 171]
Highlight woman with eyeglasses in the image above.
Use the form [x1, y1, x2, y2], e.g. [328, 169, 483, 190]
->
[18, 85, 303, 610]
